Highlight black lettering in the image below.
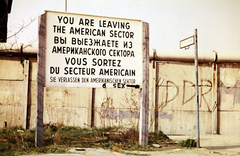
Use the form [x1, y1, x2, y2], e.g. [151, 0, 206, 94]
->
[102, 83, 106, 88]
[50, 67, 59, 74]
[83, 58, 87, 65]
[64, 67, 68, 75]
[92, 58, 97, 66]
[58, 16, 63, 23]
[53, 25, 66, 33]
[117, 60, 121, 67]
[99, 20, 130, 29]
[50, 76, 56, 82]
[79, 18, 94, 26]
[65, 57, 70, 65]
[79, 18, 84, 25]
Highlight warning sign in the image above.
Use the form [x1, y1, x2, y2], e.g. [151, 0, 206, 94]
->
[44, 11, 143, 88]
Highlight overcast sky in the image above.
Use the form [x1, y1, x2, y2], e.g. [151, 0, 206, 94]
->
[7, 0, 240, 53]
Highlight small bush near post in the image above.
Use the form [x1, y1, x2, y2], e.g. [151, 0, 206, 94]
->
[177, 139, 196, 147]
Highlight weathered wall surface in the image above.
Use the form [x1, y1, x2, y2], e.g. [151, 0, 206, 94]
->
[218, 63, 240, 134]
[93, 88, 140, 129]
[0, 56, 24, 127]
[30, 58, 93, 128]
[0, 54, 239, 135]
[153, 62, 213, 134]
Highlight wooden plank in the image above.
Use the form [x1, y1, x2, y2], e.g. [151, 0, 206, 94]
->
[35, 13, 46, 147]
[139, 22, 149, 146]
[23, 59, 29, 129]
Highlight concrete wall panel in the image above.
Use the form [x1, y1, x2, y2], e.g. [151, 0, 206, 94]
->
[218, 63, 240, 135]
[219, 63, 240, 110]
[158, 111, 212, 135]
[0, 81, 23, 127]
[93, 88, 140, 129]
[0, 105, 23, 127]
[155, 62, 213, 134]
[0, 57, 23, 79]
[219, 112, 240, 135]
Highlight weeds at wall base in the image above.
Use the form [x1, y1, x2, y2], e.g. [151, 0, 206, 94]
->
[0, 125, 178, 155]
[177, 138, 197, 147]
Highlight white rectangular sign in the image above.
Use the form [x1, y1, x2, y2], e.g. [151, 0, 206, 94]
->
[180, 35, 194, 49]
[44, 11, 143, 88]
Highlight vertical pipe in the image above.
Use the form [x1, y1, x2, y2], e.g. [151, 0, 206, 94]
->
[91, 88, 96, 128]
[65, 0, 67, 12]
[23, 59, 30, 129]
[212, 63, 218, 134]
[154, 60, 159, 133]
[194, 29, 200, 148]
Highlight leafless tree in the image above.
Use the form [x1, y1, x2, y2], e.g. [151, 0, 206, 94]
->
[7, 17, 37, 44]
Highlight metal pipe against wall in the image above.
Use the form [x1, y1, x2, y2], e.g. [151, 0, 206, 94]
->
[0, 43, 38, 56]
[150, 49, 216, 63]
[150, 49, 240, 63]
[216, 52, 240, 63]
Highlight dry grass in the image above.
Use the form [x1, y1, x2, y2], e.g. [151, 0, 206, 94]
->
[0, 124, 178, 155]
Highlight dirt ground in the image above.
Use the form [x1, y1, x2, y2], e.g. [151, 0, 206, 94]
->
[24, 134, 240, 156]
[68, 134, 240, 156]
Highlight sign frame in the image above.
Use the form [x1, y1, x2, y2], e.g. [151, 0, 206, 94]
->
[180, 35, 194, 50]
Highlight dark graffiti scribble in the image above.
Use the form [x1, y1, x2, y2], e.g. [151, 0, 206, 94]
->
[182, 80, 195, 105]
[165, 81, 179, 104]
[158, 80, 179, 112]
[200, 79, 212, 111]
[102, 109, 118, 120]
[220, 80, 240, 105]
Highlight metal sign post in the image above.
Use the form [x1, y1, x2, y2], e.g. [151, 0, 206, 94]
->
[65, 0, 67, 12]
[180, 29, 200, 148]
[194, 29, 200, 148]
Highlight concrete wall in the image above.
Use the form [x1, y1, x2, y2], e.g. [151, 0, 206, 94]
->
[0, 56, 24, 127]
[152, 62, 213, 134]
[150, 62, 240, 135]
[0, 53, 239, 135]
[218, 63, 240, 134]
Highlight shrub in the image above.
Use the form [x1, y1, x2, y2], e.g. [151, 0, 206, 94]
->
[178, 138, 196, 147]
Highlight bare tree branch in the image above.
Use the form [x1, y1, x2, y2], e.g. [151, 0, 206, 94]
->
[7, 17, 37, 40]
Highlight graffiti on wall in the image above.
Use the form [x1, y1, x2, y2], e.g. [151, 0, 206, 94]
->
[98, 89, 140, 128]
[102, 109, 139, 120]
[156, 78, 212, 111]
[220, 80, 240, 105]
